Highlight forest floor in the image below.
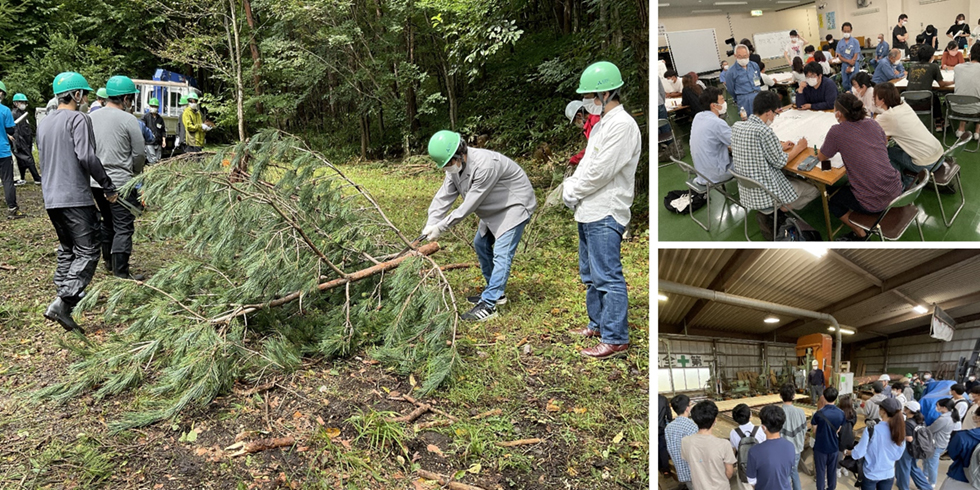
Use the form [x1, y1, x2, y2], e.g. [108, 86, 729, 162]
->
[0, 156, 649, 489]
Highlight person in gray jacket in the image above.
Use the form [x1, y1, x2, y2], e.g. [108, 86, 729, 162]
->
[37, 72, 118, 333]
[89, 76, 146, 280]
[865, 381, 887, 424]
[423, 130, 537, 322]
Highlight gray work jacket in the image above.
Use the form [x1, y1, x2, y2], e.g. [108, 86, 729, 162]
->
[425, 147, 537, 237]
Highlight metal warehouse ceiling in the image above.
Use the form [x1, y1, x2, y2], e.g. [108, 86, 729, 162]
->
[658, 249, 980, 344]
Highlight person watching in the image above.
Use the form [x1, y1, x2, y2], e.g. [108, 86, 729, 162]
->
[947, 13, 971, 50]
[894, 14, 910, 50]
[872, 33, 890, 71]
[785, 29, 807, 66]
[837, 22, 863, 89]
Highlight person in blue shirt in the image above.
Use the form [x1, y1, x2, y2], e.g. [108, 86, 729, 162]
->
[872, 34, 891, 71]
[812, 386, 846, 490]
[837, 22, 864, 89]
[726, 44, 762, 117]
[872, 49, 907, 84]
[747, 405, 796, 490]
[845, 397, 906, 490]
[0, 81, 22, 219]
[795, 63, 839, 110]
[945, 412, 980, 488]
[690, 86, 733, 186]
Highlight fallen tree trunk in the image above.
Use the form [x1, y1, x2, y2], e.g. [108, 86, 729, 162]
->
[212, 242, 441, 324]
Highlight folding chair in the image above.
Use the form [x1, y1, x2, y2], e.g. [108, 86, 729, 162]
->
[729, 170, 807, 241]
[848, 170, 929, 241]
[658, 118, 679, 168]
[671, 157, 741, 232]
[943, 94, 980, 152]
[929, 132, 971, 227]
[902, 90, 933, 129]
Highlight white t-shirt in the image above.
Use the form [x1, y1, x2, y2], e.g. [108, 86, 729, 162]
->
[786, 41, 805, 61]
[663, 77, 684, 94]
[875, 102, 944, 166]
[729, 422, 766, 449]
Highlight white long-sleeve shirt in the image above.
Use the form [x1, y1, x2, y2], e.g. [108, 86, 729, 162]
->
[562, 105, 641, 226]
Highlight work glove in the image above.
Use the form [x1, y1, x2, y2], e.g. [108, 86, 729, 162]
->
[562, 184, 579, 210]
[422, 224, 443, 241]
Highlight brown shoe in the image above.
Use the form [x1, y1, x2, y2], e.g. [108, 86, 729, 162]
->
[581, 343, 629, 359]
[569, 327, 600, 338]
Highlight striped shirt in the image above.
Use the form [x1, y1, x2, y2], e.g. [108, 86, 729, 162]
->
[732, 115, 797, 210]
[820, 118, 902, 212]
[665, 416, 698, 482]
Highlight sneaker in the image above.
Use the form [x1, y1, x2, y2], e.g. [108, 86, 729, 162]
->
[835, 231, 865, 241]
[13, 179, 26, 186]
[956, 130, 965, 138]
[466, 294, 506, 305]
[34, 180, 41, 185]
[461, 301, 497, 322]
[6, 207, 25, 220]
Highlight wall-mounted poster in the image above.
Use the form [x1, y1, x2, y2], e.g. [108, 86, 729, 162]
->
[826, 11, 836, 30]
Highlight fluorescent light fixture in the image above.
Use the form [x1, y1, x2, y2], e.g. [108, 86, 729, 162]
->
[658, 293, 668, 302]
[776, 1, 800, 3]
[913, 305, 929, 314]
[764, 315, 780, 324]
[714, 1, 748, 4]
[806, 247, 828, 258]
[828, 326, 856, 335]
[750, 9, 763, 16]
[692, 8, 722, 12]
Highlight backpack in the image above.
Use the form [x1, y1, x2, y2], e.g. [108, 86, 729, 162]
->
[775, 217, 823, 242]
[838, 416, 856, 451]
[912, 423, 937, 460]
[663, 190, 707, 214]
[955, 398, 972, 424]
[966, 441, 980, 489]
[735, 426, 762, 483]
[840, 424, 875, 485]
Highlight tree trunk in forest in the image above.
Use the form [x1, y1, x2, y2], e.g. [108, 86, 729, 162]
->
[611, 3, 623, 49]
[444, 65, 457, 130]
[562, 0, 571, 35]
[599, 0, 608, 48]
[360, 115, 369, 159]
[405, 0, 420, 136]
[226, 0, 247, 146]
[242, 0, 264, 114]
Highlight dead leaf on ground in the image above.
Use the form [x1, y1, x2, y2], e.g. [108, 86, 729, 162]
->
[546, 399, 561, 412]
[426, 444, 445, 458]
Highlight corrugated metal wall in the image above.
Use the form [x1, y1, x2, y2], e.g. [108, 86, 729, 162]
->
[850, 320, 980, 376]
[659, 335, 798, 394]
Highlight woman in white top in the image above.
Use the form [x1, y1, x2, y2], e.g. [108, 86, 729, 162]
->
[791, 58, 807, 84]
[874, 81, 946, 189]
[851, 72, 880, 117]
[813, 51, 834, 76]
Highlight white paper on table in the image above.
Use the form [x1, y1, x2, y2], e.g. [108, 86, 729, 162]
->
[769, 109, 845, 168]
[666, 97, 682, 108]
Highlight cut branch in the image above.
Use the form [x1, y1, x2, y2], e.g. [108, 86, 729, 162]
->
[386, 404, 430, 423]
[417, 469, 485, 490]
[225, 436, 296, 457]
[211, 242, 441, 323]
[495, 438, 543, 447]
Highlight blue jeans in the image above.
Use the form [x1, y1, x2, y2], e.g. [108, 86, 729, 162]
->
[577, 215, 629, 345]
[924, 445, 946, 485]
[814, 450, 838, 490]
[862, 478, 895, 490]
[473, 219, 528, 305]
[896, 447, 933, 490]
[790, 452, 802, 490]
[888, 145, 943, 189]
[658, 104, 670, 136]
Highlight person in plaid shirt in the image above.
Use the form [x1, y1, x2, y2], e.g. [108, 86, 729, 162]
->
[732, 91, 819, 216]
[665, 394, 698, 488]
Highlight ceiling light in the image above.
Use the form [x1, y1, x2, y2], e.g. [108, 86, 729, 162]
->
[764, 315, 779, 324]
[692, 8, 722, 12]
[828, 326, 855, 335]
[776, 1, 800, 3]
[750, 9, 763, 16]
[658, 293, 668, 302]
[659, 2, 670, 5]
[913, 305, 929, 314]
[806, 247, 828, 258]
[714, 1, 748, 4]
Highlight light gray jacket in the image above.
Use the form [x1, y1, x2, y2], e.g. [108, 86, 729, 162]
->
[929, 412, 954, 448]
[425, 147, 537, 237]
[89, 106, 145, 189]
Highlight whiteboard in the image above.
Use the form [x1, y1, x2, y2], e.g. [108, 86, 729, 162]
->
[753, 30, 792, 60]
[665, 29, 721, 75]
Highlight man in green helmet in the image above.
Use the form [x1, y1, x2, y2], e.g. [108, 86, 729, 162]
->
[89, 75, 146, 280]
[423, 130, 537, 322]
[563, 61, 641, 360]
[11, 93, 41, 186]
[142, 97, 166, 164]
[0, 81, 24, 219]
[37, 72, 119, 333]
[182, 92, 205, 152]
[89, 87, 108, 113]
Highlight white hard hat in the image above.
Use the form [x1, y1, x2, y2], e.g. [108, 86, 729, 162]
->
[879, 374, 891, 381]
[564, 100, 585, 123]
[812, 360, 818, 367]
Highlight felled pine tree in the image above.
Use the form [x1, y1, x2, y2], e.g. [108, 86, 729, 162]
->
[35, 130, 462, 430]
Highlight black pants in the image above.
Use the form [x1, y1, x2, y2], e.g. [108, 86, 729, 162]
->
[14, 147, 40, 182]
[185, 146, 202, 153]
[828, 186, 881, 218]
[92, 188, 141, 255]
[0, 156, 16, 209]
[47, 206, 101, 305]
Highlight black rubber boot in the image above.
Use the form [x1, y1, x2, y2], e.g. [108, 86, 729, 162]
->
[43, 297, 84, 333]
[112, 253, 145, 281]
[101, 243, 113, 272]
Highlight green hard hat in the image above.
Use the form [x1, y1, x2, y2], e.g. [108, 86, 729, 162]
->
[576, 61, 625, 94]
[12, 93, 26, 102]
[179, 94, 189, 105]
[186, 92, 200, 101]
[105, 76, 139, 97]
[148, 97, 159, 106]
[96, 88, 108, 99]
[427, 130, 462, 168]
[0, 81, 6, 94]
[52, 72, 93, 96]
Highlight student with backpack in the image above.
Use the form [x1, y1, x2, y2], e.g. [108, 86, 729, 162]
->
[951, 384, 971, 430]
[812, 387, 846, 490]
[845, 397, 907, 490]
[838, 396, 859, 479]
[730, 403, 767, 489]
[746, 405, 796, 490]
[924, 398, 957, 485]
[895, 401, 935, 490]
[939, 416, 980, 490]
[963, 386, 980, 430]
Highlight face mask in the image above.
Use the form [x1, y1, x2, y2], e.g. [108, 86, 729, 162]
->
[925, 375, 932, 380]
[722, 64, 728, 71]
[971, 376, 976, 381]
[895, 60, 902, 66]
[737, 58, 749, 67]
[958, 20, 964, 25]
[15, 103, 25, 111]
[843, 33, 851, 39]
[149, 107, 158, 114]
[764, 113, 774, 126]
[717, 101, 728, 115]
[582, 97, 602, 115]
[806, 77, 818, 86]
[444, 161, 461, 175]
[189, 102, 199, 110]
[792, 38, 798, 44]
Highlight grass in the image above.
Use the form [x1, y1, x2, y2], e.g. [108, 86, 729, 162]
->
[0, 147, 648, 488]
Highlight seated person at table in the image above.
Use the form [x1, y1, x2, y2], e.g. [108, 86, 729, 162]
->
[872, 33, 890, 71]
[663, 70, 683, 98]
[851, 72, 880, 117]
[816, 93, 903, 240]
[942, 41, 964, 69]
[732, 91, 818, 218]
[908, 34, 925, 61]
[804, 44, 816, 63]
[873, 83, 945, 188]
[872, 49, 907, 84]
[795, 62, 838, 110]
[791, 58, 807, 84]
[953, 41, 980, 139]
[691, 87, 734, 186]
[758, 62, 776, 91]
[813, 51, 834, 76]
[681, 73, 703, 114]
[908, 46, 952, 129]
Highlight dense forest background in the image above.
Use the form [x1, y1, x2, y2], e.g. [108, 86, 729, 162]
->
[0, 0, 648, 164]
